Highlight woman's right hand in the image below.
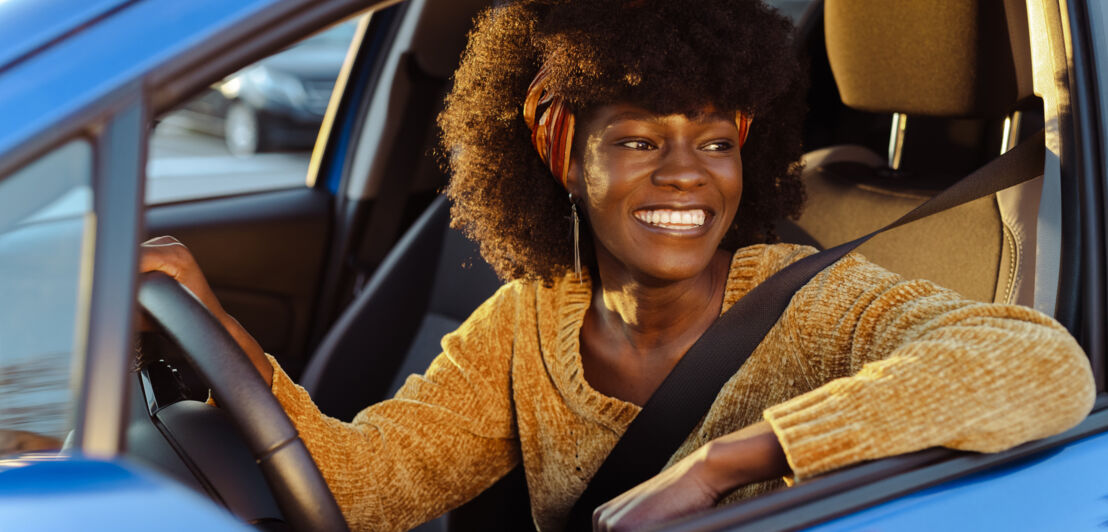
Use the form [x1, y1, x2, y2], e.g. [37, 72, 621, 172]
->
[139, 236, 273, 386]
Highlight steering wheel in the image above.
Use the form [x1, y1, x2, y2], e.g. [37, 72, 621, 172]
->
[137, 272, 349, 532]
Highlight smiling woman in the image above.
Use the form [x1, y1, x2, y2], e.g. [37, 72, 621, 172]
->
[135, 0, 1097, 531]
[438, 0, 806, 283]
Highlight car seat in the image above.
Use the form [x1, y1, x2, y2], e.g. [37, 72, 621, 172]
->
[778, 0, 1043, 305]
[300, 195, 536, 531]
[301, 195, 502, 420]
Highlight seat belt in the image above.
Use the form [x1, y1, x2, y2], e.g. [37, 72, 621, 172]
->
[567, 129, 1046, 529]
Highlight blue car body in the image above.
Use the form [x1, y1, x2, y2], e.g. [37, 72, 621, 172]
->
[811, 419, 1108, 531]
[0, 455, 249, 530]
[0, 0, 1105, 530]
[0, 0, 276, 161]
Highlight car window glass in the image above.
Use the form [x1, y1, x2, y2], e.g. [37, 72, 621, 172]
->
[0, 140, 94, 456]
[146, 19, 360, 204]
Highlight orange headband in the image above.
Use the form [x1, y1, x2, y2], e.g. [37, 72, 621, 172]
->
[523, 65, 753, 188]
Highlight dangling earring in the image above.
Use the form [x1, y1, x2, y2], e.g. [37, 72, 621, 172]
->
[569, 193, 581, 280]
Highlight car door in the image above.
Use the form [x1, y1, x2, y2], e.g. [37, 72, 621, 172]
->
[142, 5, 423, 379]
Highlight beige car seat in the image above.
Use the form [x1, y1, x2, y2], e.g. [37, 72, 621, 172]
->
[779, 0, 1042, 305]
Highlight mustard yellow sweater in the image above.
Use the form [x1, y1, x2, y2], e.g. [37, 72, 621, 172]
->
[267, 243, 1095, 531]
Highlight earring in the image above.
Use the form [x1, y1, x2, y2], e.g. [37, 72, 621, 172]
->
[569, 193, 581, 280]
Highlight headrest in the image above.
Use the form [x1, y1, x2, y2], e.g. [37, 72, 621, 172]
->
[824, 0, 1034, 118]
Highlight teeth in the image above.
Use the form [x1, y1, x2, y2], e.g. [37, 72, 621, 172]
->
[634, 209, 708, 228]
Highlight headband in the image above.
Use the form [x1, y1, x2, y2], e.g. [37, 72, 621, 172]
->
[523, 65, 753, 188]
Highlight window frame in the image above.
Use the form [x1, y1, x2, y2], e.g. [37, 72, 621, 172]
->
[0, 0, 396, 458]
[72, 91, 147, 456]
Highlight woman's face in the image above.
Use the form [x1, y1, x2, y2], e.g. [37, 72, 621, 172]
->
[570, 103, 743, 283]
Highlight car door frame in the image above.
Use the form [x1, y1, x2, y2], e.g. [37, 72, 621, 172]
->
[0, 0, 399, 458]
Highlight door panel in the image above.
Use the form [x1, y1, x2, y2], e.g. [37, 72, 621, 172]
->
[145, 187, 331, 377]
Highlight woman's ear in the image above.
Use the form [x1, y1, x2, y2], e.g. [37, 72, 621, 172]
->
[565, 153, 585, 199]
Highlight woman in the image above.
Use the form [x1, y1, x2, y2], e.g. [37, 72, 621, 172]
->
[141, 0, 1096, 530]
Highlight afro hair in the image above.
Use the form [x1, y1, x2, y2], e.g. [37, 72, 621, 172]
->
[438, 0, 807, 282]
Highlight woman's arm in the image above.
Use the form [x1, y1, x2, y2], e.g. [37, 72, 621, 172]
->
[139, 236, 522, 531]
[140, 236, 272, 384]
[765, 251, 1096, 480]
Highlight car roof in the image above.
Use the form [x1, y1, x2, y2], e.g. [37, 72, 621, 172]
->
[0, 0, 268, 167]
[0, 0, 373, 176]
[0, 0, 133, 73]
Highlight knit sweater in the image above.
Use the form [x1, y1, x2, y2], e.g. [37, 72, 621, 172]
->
[267, 243, 1095, 531]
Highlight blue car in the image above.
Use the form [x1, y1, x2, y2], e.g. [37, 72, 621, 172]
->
[0, 0, 1105, 530]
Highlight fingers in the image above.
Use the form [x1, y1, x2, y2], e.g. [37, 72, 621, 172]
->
[143, 235, 181, 246]
[591, 449, 721, 532]
[140, 235, 192, 278]
[138, 235, 224, 316]
[593, 498, 631, 532]
[594, 492, 635, 532]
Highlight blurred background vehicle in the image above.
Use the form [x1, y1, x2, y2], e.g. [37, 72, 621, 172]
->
[169, 21, 357, 157]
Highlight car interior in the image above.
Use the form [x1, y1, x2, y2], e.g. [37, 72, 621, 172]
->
[124, 0, 1085, 530]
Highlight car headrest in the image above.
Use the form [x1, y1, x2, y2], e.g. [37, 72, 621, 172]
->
[825, 0, 1034, 118]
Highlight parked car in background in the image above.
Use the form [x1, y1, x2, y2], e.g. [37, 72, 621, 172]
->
[171, 21, 357, 156]
[0, 0, 1105, 530]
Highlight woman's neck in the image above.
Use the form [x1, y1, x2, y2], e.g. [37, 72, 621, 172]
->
[594, 252, 730, 347]
[579, 248, 732, 405]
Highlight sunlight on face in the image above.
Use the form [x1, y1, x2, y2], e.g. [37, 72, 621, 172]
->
[572, 104, 743, 283]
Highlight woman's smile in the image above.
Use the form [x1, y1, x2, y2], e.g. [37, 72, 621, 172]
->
[631, 206, 712, 234]
[569, 103, 743, 282]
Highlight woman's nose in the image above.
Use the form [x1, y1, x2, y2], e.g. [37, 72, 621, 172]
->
[651, 144, 707, 190]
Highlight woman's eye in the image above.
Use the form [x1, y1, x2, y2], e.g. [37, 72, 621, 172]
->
[702, 140, 734, 152]
[617, 139, 656, 150]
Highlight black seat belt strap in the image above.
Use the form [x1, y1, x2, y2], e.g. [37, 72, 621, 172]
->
[567, 129, 1046, 529]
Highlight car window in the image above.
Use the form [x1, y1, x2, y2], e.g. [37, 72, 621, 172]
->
[146, 19, 360, 204]
[0, 140, 94, 456]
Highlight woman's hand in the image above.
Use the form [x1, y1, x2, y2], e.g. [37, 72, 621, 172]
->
[139, 236, 273, 386]
[591, 443, 720, 532]
[592, 421, 789, 532]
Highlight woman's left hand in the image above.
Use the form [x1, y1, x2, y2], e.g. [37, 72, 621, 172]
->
[591, 443, 722, 532]
[592, 420, 789, 532]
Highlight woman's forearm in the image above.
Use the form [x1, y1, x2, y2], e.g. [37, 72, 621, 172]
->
[216, 311, 273, 387]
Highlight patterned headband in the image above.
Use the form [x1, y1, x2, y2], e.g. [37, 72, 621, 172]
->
[523, 65, 753, 188]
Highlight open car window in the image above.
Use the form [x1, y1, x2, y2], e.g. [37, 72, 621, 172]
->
[0, 140, 94, 456]
[146, 19, 360, 204]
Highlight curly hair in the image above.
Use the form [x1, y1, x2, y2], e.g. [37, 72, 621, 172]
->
[439, 0, 807, 282]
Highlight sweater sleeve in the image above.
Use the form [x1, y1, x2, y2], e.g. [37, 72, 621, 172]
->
[762, 251, 1096, 480]
[266, 283, 523, 531]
